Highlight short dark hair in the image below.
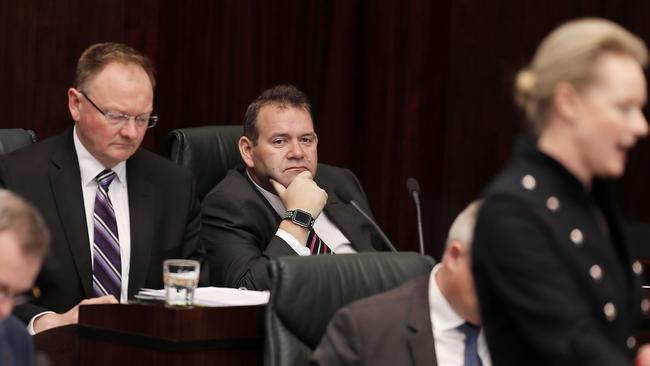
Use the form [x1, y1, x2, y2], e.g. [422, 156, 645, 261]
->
[74, 42, 156, 91]
[0, 190, 50, 258]
[243, 84, 312, 144]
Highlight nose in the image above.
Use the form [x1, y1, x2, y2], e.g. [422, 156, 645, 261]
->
[0, 298, 13, 321]
[634, 111, 649, 139]
[119, 118, 140, 139]
[286, 139, 305, 159]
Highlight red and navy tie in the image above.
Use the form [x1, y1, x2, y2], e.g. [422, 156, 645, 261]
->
[307, 229, 334, 255]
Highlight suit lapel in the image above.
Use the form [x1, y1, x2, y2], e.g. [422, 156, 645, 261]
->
[126, 152, 155, 297]
[405, 275, 437, 366]
[49, 132, 93, 297]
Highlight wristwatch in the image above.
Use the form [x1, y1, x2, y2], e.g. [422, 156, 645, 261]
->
[283, 209, 315, 229]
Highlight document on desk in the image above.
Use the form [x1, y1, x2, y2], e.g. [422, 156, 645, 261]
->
[136, 287, 269, 307]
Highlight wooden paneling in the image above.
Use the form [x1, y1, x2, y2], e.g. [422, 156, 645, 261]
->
[1, 1, 650, 259]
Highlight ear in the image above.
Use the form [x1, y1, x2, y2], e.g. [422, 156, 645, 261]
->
[552, 82, 580, 123]
[444, 240, 466, 266]
[68, 88, 82, 122]
[239, 136, 255, 169]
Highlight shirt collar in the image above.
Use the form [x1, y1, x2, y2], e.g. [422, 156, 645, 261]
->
[246, 169, 285, 216]
[73, 125, 127, 186]
[429, 264, 466, 331]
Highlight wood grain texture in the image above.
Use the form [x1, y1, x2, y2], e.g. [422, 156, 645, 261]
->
[1, 1, 649, 258]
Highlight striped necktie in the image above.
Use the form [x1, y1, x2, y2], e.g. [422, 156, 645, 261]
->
[307, 229, 334, 255]
[91, 169, 122, 299]
[458, 322, 482, 366]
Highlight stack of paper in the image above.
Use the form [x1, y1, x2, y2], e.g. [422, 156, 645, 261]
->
[135, 287, 269, 307]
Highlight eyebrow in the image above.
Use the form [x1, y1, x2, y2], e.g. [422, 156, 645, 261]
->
[269, 132, 316, 139]
[110, 108, 154, 117]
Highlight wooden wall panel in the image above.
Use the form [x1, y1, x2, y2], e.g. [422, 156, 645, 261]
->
[1, 1, 649, 259]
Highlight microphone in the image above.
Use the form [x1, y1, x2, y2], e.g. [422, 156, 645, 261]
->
[335, 187, 397, 252]
[407, 177, 425, 256]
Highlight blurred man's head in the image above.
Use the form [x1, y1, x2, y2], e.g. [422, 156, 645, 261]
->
[239, 84, 318, 192]
[67, 43, 157, 168]
[437, 201, 482, 325]
[0, 190, 50, 321]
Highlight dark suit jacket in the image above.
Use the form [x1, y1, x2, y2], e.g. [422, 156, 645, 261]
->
[0, 315, 34, 366]
[202, 164, 386, 290]
[0, 129, 203, 323]
[310, 274, 436, 366]
[473, 138, 643, 366]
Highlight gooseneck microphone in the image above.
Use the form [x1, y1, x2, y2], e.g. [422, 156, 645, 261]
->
[335, 187, 398, 252]
[406, 177, 425, 256]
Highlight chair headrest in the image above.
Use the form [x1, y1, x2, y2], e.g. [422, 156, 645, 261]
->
[267, 252, 434, 348]
[0, 129, 37, 155]
[169, 125, 243, 201]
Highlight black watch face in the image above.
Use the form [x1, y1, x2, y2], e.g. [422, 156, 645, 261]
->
[293, 210, 312, 226]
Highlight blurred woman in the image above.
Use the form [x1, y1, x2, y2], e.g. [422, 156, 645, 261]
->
[473, 18, 649, 365]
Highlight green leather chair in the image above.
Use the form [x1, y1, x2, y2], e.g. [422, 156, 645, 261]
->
[168, 125, 243, 201]
[0, 128, 37, 155]
[265, 252, 435, 366]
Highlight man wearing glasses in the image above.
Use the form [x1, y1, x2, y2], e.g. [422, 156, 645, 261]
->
[0, 43, 202, 334]
[0, 190, 49, 366]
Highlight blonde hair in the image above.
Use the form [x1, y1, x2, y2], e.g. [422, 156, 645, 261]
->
[515, 18, 648, 132]
[446, 200, 482, 251]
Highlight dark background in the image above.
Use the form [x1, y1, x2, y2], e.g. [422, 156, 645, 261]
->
[2, 0, 649, 259]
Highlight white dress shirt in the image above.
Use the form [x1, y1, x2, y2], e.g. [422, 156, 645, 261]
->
[247, 170, 356, 255]
[429, 265, 492, 366]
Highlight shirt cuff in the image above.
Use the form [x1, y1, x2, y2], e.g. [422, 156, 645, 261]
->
[27, 311, 55, 335]
[276, 229, 311, 256]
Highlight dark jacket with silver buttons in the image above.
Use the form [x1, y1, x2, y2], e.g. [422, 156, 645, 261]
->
[473, 138, 644, 366]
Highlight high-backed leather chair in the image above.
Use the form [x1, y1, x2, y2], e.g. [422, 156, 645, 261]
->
[265, 252, 435, 366]
[0, 129, 37, 155]
[168, 125, 243, 201]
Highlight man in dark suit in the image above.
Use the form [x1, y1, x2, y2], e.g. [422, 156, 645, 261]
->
[202, 84, 387, 290]
[0, 190, 50, 366]
[0, 43, 202, 333]
[311, 202, 491, 366]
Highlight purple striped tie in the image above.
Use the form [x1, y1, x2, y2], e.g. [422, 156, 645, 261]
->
[306, 229, 334, 255]
[92, 169, 121, 299]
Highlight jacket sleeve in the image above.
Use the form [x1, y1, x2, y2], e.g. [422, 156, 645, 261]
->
[201, 186, 297, 291]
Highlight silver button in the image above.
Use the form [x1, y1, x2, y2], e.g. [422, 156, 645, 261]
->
[641, 299, 650, 313]
[627, 336, 637, 349]
[570, 229, 584, 247]
[521, 175, 536, 190]
[603, 302, 617, 321]
[546, 196, 560, 212]
[589, 264, 603, 281]
[633, 261, 643, 275]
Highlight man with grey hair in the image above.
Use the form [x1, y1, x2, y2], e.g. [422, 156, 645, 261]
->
[311, 201, 491, 366]
[0, 189, 50, 366]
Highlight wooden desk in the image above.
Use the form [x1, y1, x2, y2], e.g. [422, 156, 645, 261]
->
[34, 303, 265, 366]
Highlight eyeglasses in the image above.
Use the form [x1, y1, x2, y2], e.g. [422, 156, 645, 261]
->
[80, 91, 159, 128]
